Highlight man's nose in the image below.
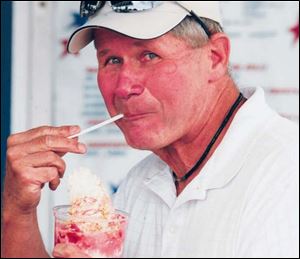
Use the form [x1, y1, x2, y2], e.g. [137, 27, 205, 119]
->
[114, 66, 145, 99]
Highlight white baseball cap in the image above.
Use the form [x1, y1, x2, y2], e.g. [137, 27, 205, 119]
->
[67, 1, 222, 54]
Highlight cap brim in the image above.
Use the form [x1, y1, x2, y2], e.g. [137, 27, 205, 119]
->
[67, 2, 188, 54]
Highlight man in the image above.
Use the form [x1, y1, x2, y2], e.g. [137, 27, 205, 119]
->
[2, 1, 299, 258]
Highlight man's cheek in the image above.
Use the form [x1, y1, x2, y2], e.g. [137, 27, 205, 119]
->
[153, 60, 178, 76]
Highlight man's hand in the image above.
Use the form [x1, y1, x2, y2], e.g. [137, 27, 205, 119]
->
[3, 125, 86, 215]
[53, 244, 90, 258]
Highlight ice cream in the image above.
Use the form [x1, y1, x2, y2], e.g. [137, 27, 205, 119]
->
[54, 168, 128, 258]
[67, 167, 114, 219]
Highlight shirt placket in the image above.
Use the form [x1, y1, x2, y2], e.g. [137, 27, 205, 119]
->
[161, 207, 184, 257]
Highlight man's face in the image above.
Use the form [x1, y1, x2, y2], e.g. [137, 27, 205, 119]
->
[94, 28, 212, 150]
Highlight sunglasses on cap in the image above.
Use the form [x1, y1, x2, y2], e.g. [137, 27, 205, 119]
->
[80, 1, 212, 38]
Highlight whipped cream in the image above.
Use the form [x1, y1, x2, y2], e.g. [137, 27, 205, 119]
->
[67, 168, 114, 220]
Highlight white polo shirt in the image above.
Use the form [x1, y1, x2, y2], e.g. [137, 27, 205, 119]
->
[113, 88, 299, 258]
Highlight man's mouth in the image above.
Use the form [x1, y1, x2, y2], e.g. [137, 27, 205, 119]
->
[123, 113, 153, 121]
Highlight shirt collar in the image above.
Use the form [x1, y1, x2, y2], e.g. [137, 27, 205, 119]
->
[143, 161, 177, 208]
[176, 87, 275, 205]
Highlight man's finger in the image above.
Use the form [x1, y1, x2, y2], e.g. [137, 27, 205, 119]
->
[49, 176, 61, 191]
[19, 152, 66, 177]
[32, 167, 60, 184]
[57, 137, 79, 158]
[7, 126, 81, 147]
[10, 135, 86, 157]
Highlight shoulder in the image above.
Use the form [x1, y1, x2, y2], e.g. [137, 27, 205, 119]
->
[246, 113, 298, 194]
[267, 114, 299, 148]
[237, 87, 298, 171]
[256, 114, 298, 168]
[236, 108, 299, 216]
[239, 114, 299, 217]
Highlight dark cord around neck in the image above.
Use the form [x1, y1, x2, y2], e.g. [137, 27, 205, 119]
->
[173, 93, 246, 184]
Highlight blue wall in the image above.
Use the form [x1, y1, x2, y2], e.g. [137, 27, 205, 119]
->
[1, 1, 12, 191]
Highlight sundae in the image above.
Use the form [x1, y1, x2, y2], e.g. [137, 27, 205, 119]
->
[54, 168, 128, 258]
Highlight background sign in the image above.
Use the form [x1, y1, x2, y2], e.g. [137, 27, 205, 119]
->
[221, 1, 299, 121]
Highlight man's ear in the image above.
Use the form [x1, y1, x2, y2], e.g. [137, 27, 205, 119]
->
[207, 33, 231, 83]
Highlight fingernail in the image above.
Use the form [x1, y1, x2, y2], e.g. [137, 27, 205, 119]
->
[78, 143, 87, 153]
[71, 126, 80, 135]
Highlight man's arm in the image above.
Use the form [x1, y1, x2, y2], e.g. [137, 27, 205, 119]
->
[1, 208, 49, 258]
[1, 125, 85, 258]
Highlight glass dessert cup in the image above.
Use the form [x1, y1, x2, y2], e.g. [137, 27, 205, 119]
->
[53, 205, 128, 258]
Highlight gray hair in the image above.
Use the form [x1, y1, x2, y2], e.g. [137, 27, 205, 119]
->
[171, 17, 233, 77]
[170, 16, 224, 48]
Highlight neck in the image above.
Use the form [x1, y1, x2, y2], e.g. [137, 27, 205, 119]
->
[154, 82, 245, 195]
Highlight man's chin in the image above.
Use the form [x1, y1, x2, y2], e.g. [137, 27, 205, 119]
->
[125, 136, 163, 151]
[127, 141, 156, 151]
[121, 126, 170, 151]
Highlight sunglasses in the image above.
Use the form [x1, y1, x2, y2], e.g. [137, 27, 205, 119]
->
[80, 1, 212, 38]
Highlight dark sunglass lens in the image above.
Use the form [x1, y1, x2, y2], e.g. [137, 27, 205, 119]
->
[80, 1, 105, 17]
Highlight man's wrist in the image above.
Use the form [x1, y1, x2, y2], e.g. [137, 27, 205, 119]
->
[2, 205, 37, 226]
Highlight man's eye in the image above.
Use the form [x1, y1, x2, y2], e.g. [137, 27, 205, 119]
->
[144, 52, 158, 61]
[105, 57, 121, 65]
